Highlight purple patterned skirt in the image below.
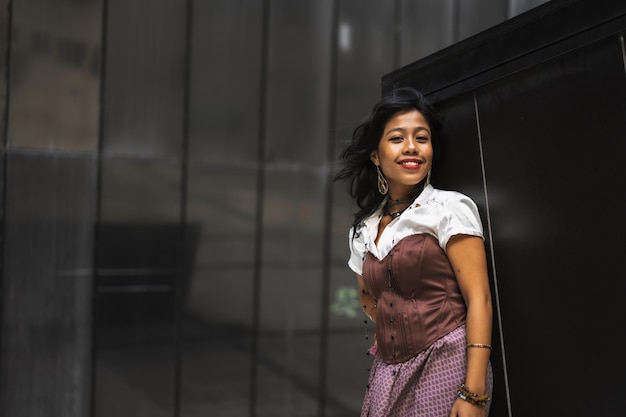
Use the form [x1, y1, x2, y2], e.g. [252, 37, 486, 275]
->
[361, 325, 493, 417]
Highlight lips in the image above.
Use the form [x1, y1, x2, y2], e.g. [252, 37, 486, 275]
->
[398, 159, 423, 169]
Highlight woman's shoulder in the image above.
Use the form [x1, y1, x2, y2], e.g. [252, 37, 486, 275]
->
[426, 186, 477, 208]
[426, 187, 484, 247]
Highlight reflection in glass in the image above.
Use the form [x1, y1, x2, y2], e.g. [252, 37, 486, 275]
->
[8, 0, 102, 151]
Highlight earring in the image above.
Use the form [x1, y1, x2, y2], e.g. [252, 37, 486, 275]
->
[376, 166, 388, 195]
[425, 167, 432, 187]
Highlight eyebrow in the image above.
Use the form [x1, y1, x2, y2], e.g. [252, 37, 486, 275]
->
[384, 126, 431, 135]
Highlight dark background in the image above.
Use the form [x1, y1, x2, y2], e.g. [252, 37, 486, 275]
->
[5, 1, 623, 417]
[384, 1, 626, 415]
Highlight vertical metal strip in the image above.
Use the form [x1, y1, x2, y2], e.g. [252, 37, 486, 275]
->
[452, 0, 460, 43]
[0, 0, 13, 408]
[173, 0, 194, 416]
[473, 92, 513, 417]
[393, 0, 404, 68]
[90, 0, 108, 414]
[249, 0, 271, 415]
[0, 0, 12, 148]
[317, 1, 341, 416]
[619, 32, 626, 75]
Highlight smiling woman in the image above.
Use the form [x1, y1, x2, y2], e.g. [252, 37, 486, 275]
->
[371, 109, 433, 201]
[335, 87, 494, 417]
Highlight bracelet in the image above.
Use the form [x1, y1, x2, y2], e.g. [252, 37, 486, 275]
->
[456, 383, 490, 406]
[466, 343, 492, 350]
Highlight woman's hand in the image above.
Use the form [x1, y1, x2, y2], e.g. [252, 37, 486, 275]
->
[449, 398, 487, 417]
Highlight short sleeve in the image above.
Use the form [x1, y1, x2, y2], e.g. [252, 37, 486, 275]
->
[347, 226, 367, 275]
[438, 193, 484, 250]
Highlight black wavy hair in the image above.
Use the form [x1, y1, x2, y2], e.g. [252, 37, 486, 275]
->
[334, 87, 443, 234]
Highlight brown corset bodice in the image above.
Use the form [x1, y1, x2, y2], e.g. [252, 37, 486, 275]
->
[362, 234, 466, 364]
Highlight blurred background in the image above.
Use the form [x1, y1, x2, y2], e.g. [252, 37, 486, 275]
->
[0, 1, 548, 416]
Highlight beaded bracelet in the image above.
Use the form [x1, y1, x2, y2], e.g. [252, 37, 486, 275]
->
[466, 343, 492, 349]
[456, 383, 490, 406]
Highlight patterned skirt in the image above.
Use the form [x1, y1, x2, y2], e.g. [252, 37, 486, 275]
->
[361, 325, 493, 417]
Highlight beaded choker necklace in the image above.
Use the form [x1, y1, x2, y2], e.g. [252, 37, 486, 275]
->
[383, 199, 414, 219]
[382, 188, 422, 220]
[382, 206, 408, 220]
[386, 196, 416, 207]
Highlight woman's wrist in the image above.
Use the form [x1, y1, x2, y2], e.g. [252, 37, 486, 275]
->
[456, 383, 490, 406]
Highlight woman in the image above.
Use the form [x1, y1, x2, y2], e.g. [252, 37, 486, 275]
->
[335, 87, 493, 417]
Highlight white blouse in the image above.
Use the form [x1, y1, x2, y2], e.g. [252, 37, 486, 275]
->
[348, 185, 484, 276]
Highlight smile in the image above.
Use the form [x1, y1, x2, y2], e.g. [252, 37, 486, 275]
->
[399, 160, 423, 169]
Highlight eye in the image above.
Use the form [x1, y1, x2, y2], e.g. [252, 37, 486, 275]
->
[416, 135, 429, 142]
[389, 136, 403, 142]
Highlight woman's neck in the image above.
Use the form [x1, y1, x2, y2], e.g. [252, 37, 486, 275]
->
[387, 183, 424, 203]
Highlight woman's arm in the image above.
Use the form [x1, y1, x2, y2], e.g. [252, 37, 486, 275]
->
[356, 274, 377, 322]
[446, 234, 492, 417]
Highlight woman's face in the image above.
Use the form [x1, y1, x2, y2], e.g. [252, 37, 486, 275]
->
[370, 109, 433, 198]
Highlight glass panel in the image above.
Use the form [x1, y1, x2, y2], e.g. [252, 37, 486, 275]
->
[93, 290, 177, 417]
[100, 158, 181, 224]
[263, 0, 333, 165]
[187, 0, 262, 165]
[8, 0, 102, 151]
[94, 157, 181, 417]
[254, 1, 334, 415]
[180, 165, 257, 417]
[102, 0, 186, 158]
[457, 0, 507, 41]
[401, 0, 457, 64]
[0, 152, 96, 417]
[335, 0, 396, 127]
[257, 172, 325, 417]
[179, 0, 263, 415]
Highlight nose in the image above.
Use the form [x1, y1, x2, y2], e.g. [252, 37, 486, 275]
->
[403, 136, 418, 154]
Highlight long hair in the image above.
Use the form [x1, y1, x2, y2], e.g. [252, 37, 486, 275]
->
[334, 87, 442, 234]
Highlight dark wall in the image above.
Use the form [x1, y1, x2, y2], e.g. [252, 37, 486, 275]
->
[383, 1, 626, 415]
